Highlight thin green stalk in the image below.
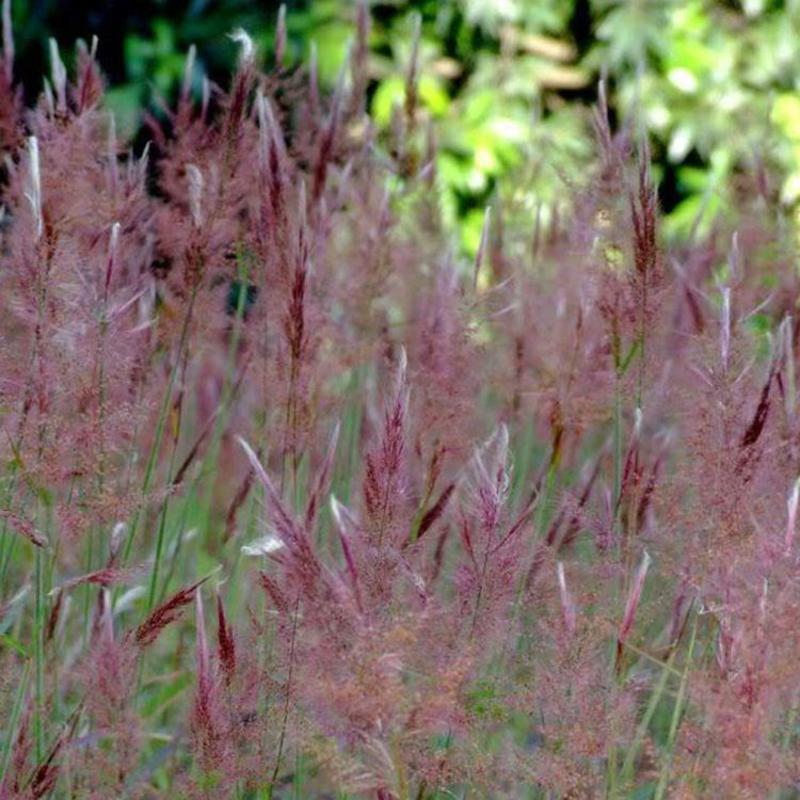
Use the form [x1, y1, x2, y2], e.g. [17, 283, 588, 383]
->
[619, 648, 678, 790]
[271, 597, 300, 789]
[509, 421, 536, 506]
[607, 735, 619, 797]
[80, 526, 95, 646]
[607, 366, 626, 793]
[0, 526, 18, 596]
[331, 366, 365, 506]
[33, 546, 45, 761]
[156, 485, 197, 606]
[118, 283, 199, 572]
[535, 462, 558, 539]
[145, 432, 184, 613]
[654, 613, 698, 800]
[613, 372, 623, 516]
[0, 453, 26, 593]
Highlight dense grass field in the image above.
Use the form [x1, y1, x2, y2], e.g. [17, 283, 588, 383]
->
[2, 6, 800, 799]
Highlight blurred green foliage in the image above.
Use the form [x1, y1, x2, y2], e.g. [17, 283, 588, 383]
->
[8, 0, 800, 249]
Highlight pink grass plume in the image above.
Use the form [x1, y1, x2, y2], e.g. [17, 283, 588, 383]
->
[216, 590, 236, 685]
[133, 573, 215, 648]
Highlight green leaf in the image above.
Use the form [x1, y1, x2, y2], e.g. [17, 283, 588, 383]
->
[0, 633, 29, 658]
[372, 76, 405, 127]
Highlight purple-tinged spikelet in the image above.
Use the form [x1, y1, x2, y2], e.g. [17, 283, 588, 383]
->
[133, 575, 210, 648]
